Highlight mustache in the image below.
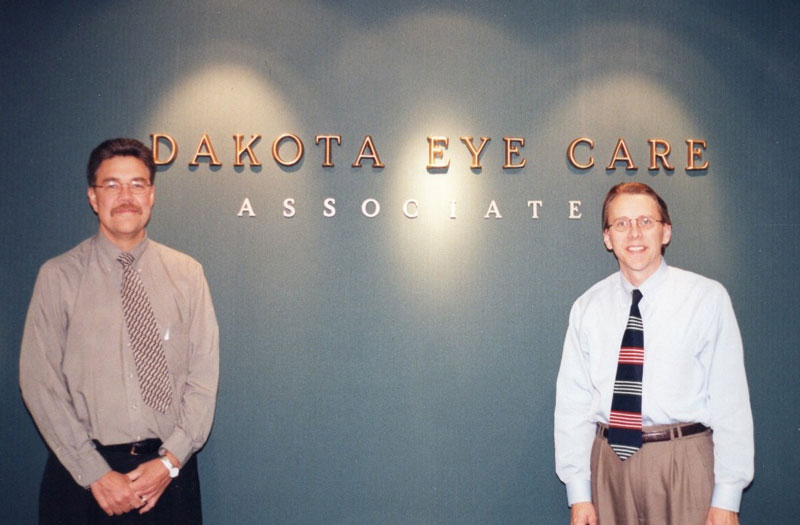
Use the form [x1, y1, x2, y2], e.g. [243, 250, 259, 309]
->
[111, 204, 142, 215]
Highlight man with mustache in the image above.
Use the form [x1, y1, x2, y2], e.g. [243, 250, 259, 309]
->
[20, 138, 219, 523]
[554, 183, 753, 524]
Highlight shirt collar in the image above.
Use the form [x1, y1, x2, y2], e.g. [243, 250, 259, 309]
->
[94, 231, 151, 272]
[617, 258, 669, 307]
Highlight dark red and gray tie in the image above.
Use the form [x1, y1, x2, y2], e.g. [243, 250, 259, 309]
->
[608, 289, 644, 460]
[118, 252, 173, 413]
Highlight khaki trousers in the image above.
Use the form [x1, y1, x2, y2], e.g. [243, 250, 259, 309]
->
[591, 423, 714, 525]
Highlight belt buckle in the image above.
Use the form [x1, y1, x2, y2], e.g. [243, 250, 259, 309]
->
[129, 442, 143, 456]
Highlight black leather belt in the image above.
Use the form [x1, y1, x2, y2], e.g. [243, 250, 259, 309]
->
[598, 423, 709, 443]
[92, 438, 162, 456]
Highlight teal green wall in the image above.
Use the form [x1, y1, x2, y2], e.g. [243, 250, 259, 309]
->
[2, 1, 797, 522]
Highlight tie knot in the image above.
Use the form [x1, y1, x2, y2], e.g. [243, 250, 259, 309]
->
[632, 289, 643, 306]
[117, 252, 135, 269]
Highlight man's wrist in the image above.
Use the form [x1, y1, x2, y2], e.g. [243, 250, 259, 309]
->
[158, 454, 180, 478]
[157, 447, 181, 468]
[160, 431, 192, 467]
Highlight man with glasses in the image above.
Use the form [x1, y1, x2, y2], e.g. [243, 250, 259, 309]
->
[554, 182, 753, 524]
[20, 138, 219, 522]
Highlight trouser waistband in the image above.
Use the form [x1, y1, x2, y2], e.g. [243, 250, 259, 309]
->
[597, 422, 710, 443]
[92, 438, 162, 456]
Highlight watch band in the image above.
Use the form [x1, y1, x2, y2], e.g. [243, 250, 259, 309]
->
[159, 455, 180, 478]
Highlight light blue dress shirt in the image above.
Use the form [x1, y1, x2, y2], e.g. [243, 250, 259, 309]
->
[554, 260, 753, 512]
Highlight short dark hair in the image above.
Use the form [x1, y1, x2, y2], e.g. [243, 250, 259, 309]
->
[602, 182, 671, 230]
[86, 138, 155, 186]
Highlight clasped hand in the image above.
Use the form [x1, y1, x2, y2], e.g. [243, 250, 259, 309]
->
[89, 457, 173, 516]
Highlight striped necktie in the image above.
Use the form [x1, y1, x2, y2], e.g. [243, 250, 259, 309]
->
[608, 289, 644, 460]
[118, 252, 173, 413]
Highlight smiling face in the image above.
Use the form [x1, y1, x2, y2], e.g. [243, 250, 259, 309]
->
[602, 193, 672, 287]
[87, 156, 155, 251]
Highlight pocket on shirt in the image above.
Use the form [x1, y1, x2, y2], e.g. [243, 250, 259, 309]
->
[162, 321, 190, 375]
[646, 348, 705, 403]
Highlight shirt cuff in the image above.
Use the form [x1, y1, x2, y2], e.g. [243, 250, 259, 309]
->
[161, 428, 193, 466]
[75, 449, 112, 489]
[566, 479, 592, 506]
[710, 483, 743, 512]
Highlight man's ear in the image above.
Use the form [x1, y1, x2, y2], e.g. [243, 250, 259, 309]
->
[662, 223, 672, 246]
[87, 186, 99, 214]
[603, 229, 613, 251]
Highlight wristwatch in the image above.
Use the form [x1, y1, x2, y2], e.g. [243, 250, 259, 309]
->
[159, 454, 180, 478]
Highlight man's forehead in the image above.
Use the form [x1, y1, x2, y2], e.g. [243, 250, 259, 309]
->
[95, 156, 150, 179]
[95, 175, 149, 181]
[609, 193, 659, 213]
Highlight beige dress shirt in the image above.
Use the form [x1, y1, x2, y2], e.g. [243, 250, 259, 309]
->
[20, 232, 219, 488]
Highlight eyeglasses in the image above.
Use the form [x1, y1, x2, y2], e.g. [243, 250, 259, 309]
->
[607, 215, 663, 232]
[91, 180, 152, 195]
